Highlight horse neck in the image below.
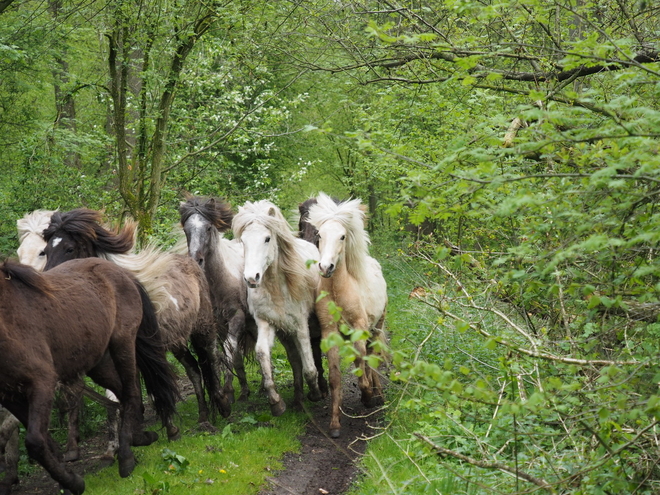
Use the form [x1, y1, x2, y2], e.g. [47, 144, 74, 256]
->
[205, 232, 239, 284]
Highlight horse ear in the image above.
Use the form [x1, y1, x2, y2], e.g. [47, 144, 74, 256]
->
[208, 198, 216, 207]
[268, 206, 277, 217]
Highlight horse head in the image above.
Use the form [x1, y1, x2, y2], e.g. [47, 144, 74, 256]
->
[233, 201, 284, 289]
[16, 209, 55, 271]
[43, 209, 136, 270]
[308, 193, 369, 280]
[179, 196, 233, 268]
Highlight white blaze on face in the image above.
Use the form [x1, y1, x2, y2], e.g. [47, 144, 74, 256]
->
[187, 213, 207, 258]
[169, 295, 180, 311]
[52, 237, 62, 248]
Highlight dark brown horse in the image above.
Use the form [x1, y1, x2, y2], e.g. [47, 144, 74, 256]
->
[43, 209, 231, 433]
[0, 258, 179, 495]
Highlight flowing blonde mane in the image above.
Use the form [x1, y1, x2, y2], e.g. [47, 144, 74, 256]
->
[308, 192, 370, 286]
[16, 210, 56, 242]
[233, 200, 315, 301]
[104, 243, 177, 314]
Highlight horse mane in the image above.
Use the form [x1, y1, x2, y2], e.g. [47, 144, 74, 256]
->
[307, 192, 371, 286]
[233, 200, 315, 301]
[1, 259, 53, 295]
[105, 243, 178, 314]
[179, 196, 234, 233]
[16, 209, 56, 242]
[43, 209, 136, 255]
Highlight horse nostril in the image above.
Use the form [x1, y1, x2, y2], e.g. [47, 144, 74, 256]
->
[197, 258, 204, 266]
[255, 273, 260, 282]
[328, 264, 335, 273]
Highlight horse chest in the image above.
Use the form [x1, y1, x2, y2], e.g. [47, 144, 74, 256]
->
[248, 289, 302, 332]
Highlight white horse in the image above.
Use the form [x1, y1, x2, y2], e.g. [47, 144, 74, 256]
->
[16, 209, 55, 270]
[307, 192, 388, 438]
[232, 200, 325, 416]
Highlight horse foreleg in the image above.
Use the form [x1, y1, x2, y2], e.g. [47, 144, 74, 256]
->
[254, 319, 285, 416]
[279, 334, 305, 411]
[190, 333, 232, 421]
[292, 323, 322, 402]
[227, 312, 250, 402]
[0, 411, 19, 489]
[353, 338, 375, 407]
[23, 382, 85, 495]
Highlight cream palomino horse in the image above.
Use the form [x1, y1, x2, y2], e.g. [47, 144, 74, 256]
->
[232, 200, 324, 416]
[308, 192, 388, 438]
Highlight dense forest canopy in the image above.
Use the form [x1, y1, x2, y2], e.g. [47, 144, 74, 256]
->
[1, 0, 660, 493]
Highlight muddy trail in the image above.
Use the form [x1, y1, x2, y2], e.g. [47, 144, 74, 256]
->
[8, 373, 383, 495]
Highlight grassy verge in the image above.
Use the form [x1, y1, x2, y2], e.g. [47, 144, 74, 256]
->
[348, 237, 497, 494]
[44, 348, 308, 495]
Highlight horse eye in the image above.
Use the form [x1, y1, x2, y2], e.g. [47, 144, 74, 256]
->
[38, 251, 46, 257]
[265, 236, 271, 243]
[340, 235, 346, 241]
[65, 247, 74, 254]
[206, 226, 212, 232]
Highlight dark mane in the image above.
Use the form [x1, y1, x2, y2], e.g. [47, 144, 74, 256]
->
[43, 208, 135, 255]
[1, 259, 52, 295]
[180, 196, 234, 233]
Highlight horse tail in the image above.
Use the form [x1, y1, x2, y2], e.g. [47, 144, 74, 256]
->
[134, 282, 181, 427]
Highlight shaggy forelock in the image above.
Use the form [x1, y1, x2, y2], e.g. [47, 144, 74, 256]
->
[180, 196, 233, 232]
[308, 192, 371, 283]
[17, 210, 56, 242]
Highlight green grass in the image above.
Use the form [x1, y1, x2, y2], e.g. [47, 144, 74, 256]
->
[69, 345, 308, 495]
[348, 236, 492, 495]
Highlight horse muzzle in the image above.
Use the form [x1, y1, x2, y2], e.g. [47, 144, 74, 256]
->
[319, 264, 335, 278]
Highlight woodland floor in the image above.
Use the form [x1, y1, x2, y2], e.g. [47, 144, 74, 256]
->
[8, 372, 383, 495]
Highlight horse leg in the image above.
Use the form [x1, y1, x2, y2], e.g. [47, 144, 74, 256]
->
[102, 390, 120, 466]
[254, 319, 286, 416]
[317, 306, 343, 437]
[292, 322, 322, 402]
[0, 411, 19, 490]
[308, 315, 328, 397]
[227, 312, 250, 402]
[172, 344, 211, 425]
[21, 382, 86, 495]
[278, 334, 305, 412]
[190, 333, 232, 420]
[352, 329, 375, 408]
[61, 380, 84, 463]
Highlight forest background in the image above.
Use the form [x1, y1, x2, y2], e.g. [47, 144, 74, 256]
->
[1, 0, 660, 493]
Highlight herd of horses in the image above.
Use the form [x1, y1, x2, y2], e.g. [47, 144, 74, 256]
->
[0, 193, 388, 495]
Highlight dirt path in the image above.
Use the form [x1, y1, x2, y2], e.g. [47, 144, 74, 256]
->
[260, 373, 382, 495]
[7, 374, 383, 495]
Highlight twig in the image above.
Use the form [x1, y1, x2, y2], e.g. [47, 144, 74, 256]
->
[415, 433, 555, 491]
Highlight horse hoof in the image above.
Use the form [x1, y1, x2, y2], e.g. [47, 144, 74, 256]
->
[119, 453, 136, 478]
[167, 426, 181, 442]
[270, 400, 286, 417]
[66, 474, 85, 495]
[63, 448, 80, 462]
[134, 430, 159, 446]
[196, 421, 218, 433]
[220, 399, 232, 419]
[307, 390, 323, 402]
[329, 428, 341, 439]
